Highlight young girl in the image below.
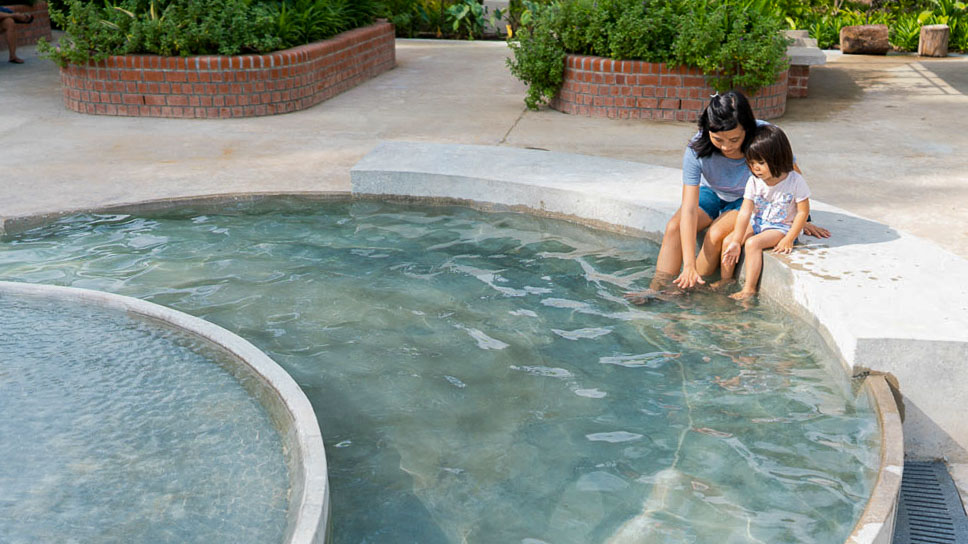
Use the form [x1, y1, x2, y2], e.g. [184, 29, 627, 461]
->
[720, 124, 811, 300]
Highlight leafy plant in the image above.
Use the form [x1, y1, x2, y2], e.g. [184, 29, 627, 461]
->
[672, 1, 789, 93]
[39, 0, 381, 65]
[889, 10, 926, 49]
[505, 0, 789, 109]
[267, 0, 350, 48]
[446, 0, 486, 39]
[505, 2, 565, 110]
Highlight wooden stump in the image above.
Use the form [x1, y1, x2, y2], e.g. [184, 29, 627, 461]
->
[919, 24, 950, 57]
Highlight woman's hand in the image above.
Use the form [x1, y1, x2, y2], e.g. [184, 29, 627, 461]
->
[721, 241, 741, 266]
[802, 222, 830, 238]
[673, 264, 705, 289]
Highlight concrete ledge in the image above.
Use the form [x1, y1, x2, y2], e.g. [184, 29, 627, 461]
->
[351, 141, 968, 466]
[0, 280, 329, 544]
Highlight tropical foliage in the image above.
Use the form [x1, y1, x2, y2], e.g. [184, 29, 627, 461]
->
[776, 0, 967, 51]
[381, 0, 504, 39]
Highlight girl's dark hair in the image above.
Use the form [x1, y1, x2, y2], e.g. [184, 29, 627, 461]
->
[744, 124, 794, 178]
[689, 90, 757, 158]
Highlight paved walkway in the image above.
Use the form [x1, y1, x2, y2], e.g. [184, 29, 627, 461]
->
[2, 39, 967, 259]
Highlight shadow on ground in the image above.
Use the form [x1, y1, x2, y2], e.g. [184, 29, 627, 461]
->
[807, 209, 901, 249]
[921, 60, 968, 95]
[783, 65, 865, 122]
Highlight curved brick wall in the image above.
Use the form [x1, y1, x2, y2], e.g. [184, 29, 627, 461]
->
[0, 2, 52, 52]
[550, 55, 788, 121]
[60, 21, 395, 118]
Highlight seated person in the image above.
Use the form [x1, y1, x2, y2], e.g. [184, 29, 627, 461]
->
[0, 6, 34, 64]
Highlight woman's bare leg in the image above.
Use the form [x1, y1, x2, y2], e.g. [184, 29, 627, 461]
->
[625, 207, 712, 304]
[651, 207, 713, 289]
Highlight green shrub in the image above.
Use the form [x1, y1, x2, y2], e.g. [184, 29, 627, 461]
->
[505, 4, 565, 110]
[39, 0, 380, 65]
[673, 2, 789, 93]
[506, 0, 790, 110]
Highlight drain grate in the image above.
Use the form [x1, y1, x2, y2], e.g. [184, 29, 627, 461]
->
[894, 461, 968, 544]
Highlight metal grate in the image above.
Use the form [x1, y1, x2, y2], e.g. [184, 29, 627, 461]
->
[894, 461, 968, 544]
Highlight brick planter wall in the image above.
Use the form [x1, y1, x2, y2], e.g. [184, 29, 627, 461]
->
[59, 21, 395, 118]
[788, 65, 810, 98]
[0, 2, 52, 52]
[550, 55, 788, 121]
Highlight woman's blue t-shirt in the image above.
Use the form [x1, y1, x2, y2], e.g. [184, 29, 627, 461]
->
[682, 120, 784, 202]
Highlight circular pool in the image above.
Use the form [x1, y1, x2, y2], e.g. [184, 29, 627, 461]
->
[0, 291, 290, 543]
[0, 199, 880, 543]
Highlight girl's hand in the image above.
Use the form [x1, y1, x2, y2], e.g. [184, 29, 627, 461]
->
[802, 223, 830, 238]
[673, 265, 705, 289]
[722, 241, 741, 265]
[773, 238, 795, 254]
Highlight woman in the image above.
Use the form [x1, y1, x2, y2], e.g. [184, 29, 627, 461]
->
[625, 91, 828, 303]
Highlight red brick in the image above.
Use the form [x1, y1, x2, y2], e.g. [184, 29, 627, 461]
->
[659, 98, 681, 109]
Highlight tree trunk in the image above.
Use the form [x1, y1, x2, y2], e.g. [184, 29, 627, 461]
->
[918, 24, 950, 57]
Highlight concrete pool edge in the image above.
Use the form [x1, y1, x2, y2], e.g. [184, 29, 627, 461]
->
[851, 375, 904, 544]
[0, 280, 329, 544]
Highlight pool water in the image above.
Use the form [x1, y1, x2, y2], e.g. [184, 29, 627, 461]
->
[0, 296, 289, 544]
[0, 199, 879, 543]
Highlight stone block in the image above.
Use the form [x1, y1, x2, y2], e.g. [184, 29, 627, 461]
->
[840, 24, 890, 55]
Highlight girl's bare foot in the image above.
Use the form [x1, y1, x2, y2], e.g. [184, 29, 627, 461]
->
[729, 290, 756, 301]
[710, 278, 736, 291]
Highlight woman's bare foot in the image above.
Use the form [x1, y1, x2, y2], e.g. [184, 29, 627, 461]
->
[710, 278, 736, 291]
[729, 289, 756, 301]
[9, 57, 24, 64]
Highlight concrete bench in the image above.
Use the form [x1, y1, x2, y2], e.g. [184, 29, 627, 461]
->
[786, 29, 827, 98]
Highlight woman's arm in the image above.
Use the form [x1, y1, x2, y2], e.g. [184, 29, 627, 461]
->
[673, 185, 704, 288]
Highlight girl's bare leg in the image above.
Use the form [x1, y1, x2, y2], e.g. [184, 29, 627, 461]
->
[696, 210, 738, 276]
[730, 230, 785, 300]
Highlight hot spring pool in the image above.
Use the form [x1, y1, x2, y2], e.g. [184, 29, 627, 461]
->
[0, 199, 880, 543]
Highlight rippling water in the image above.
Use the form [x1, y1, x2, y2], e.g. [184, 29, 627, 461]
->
[0, 296, 289, 544]
[0, 199, 879, 543]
